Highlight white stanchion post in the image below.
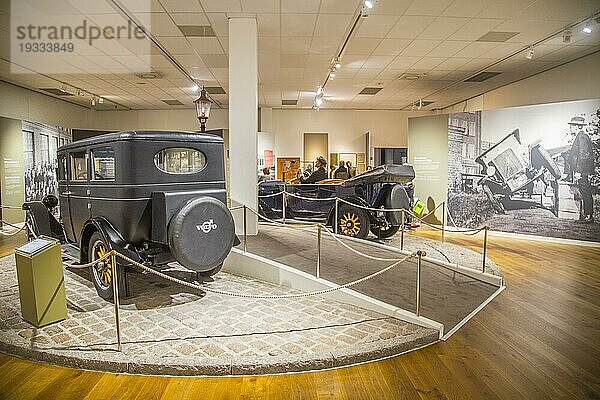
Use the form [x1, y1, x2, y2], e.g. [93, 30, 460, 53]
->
[111, 251, 122, 352]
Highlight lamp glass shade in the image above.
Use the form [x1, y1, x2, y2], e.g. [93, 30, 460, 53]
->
[195, 89, 212, 120]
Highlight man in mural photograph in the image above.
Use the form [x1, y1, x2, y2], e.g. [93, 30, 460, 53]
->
[563, 116, 595, 222]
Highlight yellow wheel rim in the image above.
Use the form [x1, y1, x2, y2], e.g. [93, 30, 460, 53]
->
[339, 212, 361, 236]
[92, 241, 112, 289]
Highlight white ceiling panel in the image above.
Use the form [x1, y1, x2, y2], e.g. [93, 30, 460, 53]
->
[281, 0, 321, 14]
[356, 15, 400, 38]
[387, 15, 436, 39]
[240, 0, 280, 13]
[3, 0, 598, 110]
[281, 14, 318, 36]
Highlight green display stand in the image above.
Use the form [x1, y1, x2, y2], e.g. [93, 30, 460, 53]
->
[15, 237, 67, 327]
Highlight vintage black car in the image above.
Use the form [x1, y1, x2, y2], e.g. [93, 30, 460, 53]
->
[258, 164, 415, 239]
[25, 131, 237, 301]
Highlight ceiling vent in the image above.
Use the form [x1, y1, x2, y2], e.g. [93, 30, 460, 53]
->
[476, 31, 519, 42]
[41, 88, 73, 96]
[464, 71, 502, 82]
[135, 71, 162, 79]
[359, 87, 383, 95]
[162, 99, 184, 105]
[178, 25, 216, 37]
[281, 99, 298, 106]
[204, 86, 226, 94]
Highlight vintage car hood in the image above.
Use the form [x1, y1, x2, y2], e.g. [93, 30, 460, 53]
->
[342, 164, 415, 187]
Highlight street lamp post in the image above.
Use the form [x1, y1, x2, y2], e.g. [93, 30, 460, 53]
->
[194, 88, 212, 132]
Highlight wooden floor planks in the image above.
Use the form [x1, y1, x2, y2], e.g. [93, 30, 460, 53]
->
[0, 230, 599, 399]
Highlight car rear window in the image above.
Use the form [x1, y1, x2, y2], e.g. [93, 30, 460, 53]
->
[154, 148, 206, 174]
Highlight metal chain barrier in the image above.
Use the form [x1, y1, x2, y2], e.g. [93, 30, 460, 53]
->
[114, 251, 417, 300]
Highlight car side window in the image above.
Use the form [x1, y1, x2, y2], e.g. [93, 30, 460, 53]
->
[70, 151, 88, 181]
[91, 147, 115, 181]
[154, 148, 206, 174]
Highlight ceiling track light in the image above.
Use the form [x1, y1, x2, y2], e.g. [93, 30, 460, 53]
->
[332, 57, 341, 70]
[526, 46, 534, 60]
[91, 96, 96, 106]
[582, 22, 592, 34]
[364, 0, 374, 9]
[316, 85, 324, 96]
[192, 84, 199, 92]
[563, 29, 572, 43]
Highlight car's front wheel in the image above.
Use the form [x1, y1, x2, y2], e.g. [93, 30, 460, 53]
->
[337, 204, 370, 239]
[88, 231, 125, 301]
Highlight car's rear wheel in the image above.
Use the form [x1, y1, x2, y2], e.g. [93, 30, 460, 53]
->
[88, 231, 125, 301]
[371, 225, 400, 239]
[337, 204, 370, 239]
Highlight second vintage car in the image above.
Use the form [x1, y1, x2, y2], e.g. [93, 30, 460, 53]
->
[258, 164, 415, 239]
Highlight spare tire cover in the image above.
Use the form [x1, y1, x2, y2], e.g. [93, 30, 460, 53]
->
[385, 184, 410, 226]
[168, 196, 235, 272]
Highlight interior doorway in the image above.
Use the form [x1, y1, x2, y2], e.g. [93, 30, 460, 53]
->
[303, 132, 328, 164]
[373, 147, 408, 166]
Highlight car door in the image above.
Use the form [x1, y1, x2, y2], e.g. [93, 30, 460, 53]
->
[57, 153, 75, 242]
[67, 149, 91, 244]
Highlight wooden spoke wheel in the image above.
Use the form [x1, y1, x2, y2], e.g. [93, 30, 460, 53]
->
[337, 204, 370, 239]
[88, 231, 124, 301]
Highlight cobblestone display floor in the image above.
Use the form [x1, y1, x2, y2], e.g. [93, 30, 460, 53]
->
[0, 255, 438, 375]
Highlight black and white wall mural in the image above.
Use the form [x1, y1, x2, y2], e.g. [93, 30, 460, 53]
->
[22, 121, 71, 201]
[447, 99, 600, 242]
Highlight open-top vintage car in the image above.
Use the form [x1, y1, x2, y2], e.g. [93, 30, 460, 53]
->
[258, 164, 415, 239]
[24, 131, 238, 300]
[475, 129, 561, 214]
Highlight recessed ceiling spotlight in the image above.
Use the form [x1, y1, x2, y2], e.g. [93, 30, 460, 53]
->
[364, 0, 374, 9]
[192, 84, 199, 92]
[526, 46, 534, 59]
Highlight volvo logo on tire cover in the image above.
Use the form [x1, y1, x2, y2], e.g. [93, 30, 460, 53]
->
[197, 219, 217, 233]
[168, 197, 235, 272]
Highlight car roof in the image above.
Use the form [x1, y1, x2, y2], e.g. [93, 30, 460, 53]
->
[59, 130, 223, 151]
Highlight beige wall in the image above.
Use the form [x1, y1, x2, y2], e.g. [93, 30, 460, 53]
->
[444, 51, 600, 113]
[270, 109, 430, 159]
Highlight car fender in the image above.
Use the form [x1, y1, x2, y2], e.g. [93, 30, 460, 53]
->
[327, 195, 373, 225]
[80, 217, 138, 265]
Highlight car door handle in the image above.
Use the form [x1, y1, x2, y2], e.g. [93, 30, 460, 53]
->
[61, 191, 72, 196]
